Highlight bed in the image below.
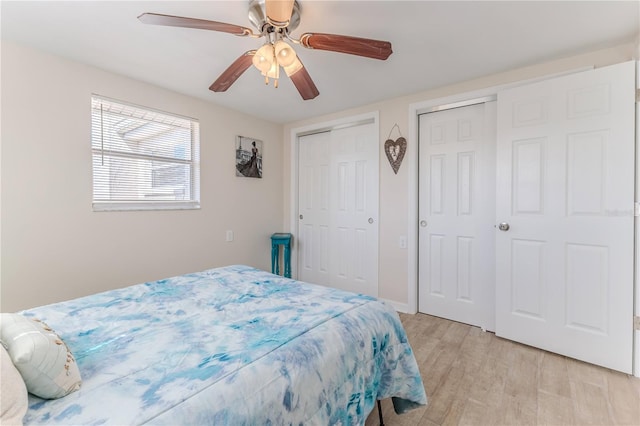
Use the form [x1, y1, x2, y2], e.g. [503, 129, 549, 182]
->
[3, 265, 427, 425]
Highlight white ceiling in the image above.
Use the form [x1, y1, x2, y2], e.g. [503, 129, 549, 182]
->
[2, 1, 638, 124]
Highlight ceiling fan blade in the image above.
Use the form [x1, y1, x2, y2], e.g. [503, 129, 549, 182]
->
[265, 0, 295, 27]
[209, 51, 256, 92]
[300, 33, 392, 60]
[287, 61, 319, 100]
[138, 13, 254, 36]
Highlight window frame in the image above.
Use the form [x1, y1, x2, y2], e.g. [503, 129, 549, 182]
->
[90, 95, 200, 212]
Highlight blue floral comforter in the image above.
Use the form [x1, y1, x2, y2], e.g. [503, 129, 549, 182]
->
[22, 265, 427, 425]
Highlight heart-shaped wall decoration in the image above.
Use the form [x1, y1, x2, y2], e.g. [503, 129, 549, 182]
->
[384, 136, 407, 175]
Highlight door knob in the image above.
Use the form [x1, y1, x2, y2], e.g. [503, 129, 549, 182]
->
[498, 222, 510, 231]
[368, 217, 374, 224]
[420, 220, 427, 227]
[299, 214, 303, 220]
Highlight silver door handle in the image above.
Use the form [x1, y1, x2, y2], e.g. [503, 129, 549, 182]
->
[498, 222, 510, 231]
[368, 218, 374, 224]
[299, 214, 303, 220]
[420, 220, 427, 227]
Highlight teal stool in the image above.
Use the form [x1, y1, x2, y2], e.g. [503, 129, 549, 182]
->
[271, 233, 292, 278]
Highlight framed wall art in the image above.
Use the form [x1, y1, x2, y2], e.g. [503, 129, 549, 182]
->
[235, 136, 263, 178]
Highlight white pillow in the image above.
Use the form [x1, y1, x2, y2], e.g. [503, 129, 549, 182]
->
[0, 313, 82, 399]
[1, 344, 28, 425]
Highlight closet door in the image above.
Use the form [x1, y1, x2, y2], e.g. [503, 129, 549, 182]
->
[298, 131, 331, 286]
[418, 101, 497, 331]
[298, 122, 379, 297]
[328, 123, 379, 296]
[495, 61, 635, 373]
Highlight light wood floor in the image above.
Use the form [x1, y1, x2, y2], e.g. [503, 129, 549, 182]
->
[366, 313, 640, 426]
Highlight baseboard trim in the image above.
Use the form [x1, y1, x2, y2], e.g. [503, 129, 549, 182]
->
[379, 298, 410, 314]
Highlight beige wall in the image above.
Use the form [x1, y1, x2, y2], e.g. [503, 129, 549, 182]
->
[1, 41, 284, 312]
[283, 42, 637, 310]
[2, 40, 636, 313]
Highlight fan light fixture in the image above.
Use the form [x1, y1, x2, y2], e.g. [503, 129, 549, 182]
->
[251, 37, 300, 88]
[138, 0, 393, 101]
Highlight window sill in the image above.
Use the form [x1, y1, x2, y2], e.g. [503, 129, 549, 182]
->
[92, 201, 201, 212]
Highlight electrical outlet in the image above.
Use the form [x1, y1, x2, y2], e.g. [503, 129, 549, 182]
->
[226, 230, 234, 242]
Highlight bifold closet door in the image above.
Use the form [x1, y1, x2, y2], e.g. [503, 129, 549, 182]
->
[495, 61, 635, 373]
[298, 122, 379, 297]
[298, 131, 331, 287]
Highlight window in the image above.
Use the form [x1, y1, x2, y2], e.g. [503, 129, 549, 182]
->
[91, 96, 200, 211]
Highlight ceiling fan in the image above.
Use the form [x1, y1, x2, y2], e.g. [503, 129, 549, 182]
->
[138, 0, 393, 100]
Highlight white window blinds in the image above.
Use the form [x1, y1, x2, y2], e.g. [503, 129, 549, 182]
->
[91, 96, 200, 211]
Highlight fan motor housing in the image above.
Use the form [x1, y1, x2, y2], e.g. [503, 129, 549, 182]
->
[248, 0, 301, 34]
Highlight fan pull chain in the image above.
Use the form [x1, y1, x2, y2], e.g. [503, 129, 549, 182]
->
[264, 76, 280, 88]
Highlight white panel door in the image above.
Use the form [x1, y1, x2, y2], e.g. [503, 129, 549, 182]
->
[298, 122, 379, 297]
[418, 102, 497, 331]
[496, 61, 635, 373]
[329, 123, 379, 296]
[298, 131, 331, 286]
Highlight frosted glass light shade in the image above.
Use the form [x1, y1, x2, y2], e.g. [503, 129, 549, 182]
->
[252, 44, 274, 74]
[274, 40, 296, 67]
[264, 61, 280, 79]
